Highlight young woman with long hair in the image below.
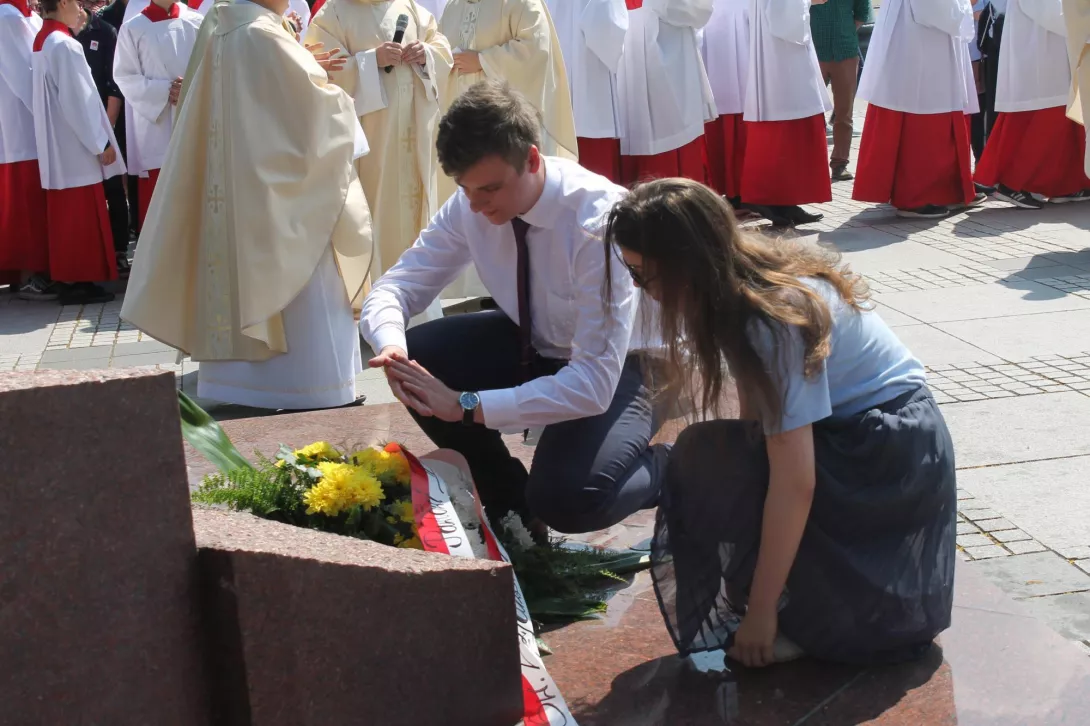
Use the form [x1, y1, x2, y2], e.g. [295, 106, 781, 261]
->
[604, 178, 957, 667]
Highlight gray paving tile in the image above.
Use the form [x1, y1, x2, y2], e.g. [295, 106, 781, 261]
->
[870, 302, 921, 327]
[837, 241, 968, 275]
[943, 393, 1090, 468]
[992, 529, 1032, 543]
[1005, 540, 1048, 555]
[37, 358, 111, 371]
[983, 256, 1083, 272]
[957, 455, 1090, 556]
[39, 345, 114, 363]
[896, 325, 1002, 366]
[964, 544, 1008, 560]
[112, 340, 176, 357]
[970, 551, 1090, 599]
[109, 351, 178, 368]
[876, 280, 1090, 324]
[937, 309, 1090, 359]
[1016, 591, 1090, 644]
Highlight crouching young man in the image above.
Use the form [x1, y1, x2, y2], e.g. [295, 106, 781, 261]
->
[358, 79, 670, 534]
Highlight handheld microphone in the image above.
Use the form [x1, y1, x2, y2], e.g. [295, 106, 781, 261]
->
[384, 14, 409, 74]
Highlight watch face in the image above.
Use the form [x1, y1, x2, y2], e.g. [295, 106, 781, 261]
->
[459, 391, 480, 410]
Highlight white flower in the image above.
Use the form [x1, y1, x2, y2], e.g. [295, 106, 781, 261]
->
[500, 511, 536, 552]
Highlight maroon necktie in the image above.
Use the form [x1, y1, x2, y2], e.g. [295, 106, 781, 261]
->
[511, 217, 533, 383]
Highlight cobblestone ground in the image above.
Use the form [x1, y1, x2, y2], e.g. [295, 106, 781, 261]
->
[3, 110, 1090, 655]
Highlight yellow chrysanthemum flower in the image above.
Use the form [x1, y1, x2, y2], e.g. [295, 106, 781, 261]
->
[389, 499, 415, 524]
[393, 533, 405, 545]
[294, 441, 341, 461]
[302, 462, 385, 516]
[351, 447, 412, 485]
[397, 536, 423, 550]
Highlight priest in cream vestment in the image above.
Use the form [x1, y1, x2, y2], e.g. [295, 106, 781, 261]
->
[306, 0, 452, 323]
[122, 0, 375, 410]
[1064, 0, 1090, 176]
[437, 0, 577, 297]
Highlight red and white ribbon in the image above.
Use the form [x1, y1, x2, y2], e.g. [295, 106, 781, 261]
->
[404, 449, 577, 726]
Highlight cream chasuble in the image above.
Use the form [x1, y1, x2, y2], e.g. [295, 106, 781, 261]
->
[437, 0, 577, 205]
[1063, 0, 1090, 175]
[306, 0, 452, 281]
[122, 2, 374, 368]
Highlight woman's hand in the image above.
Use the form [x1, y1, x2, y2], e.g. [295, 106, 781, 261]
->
[727, 606, 778, 668]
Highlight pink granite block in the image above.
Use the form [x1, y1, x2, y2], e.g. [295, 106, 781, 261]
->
[192, 507, 524, 726]
[0, 370, 209, 725]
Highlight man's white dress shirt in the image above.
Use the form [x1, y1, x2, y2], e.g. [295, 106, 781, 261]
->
[360, 156, 646, 432]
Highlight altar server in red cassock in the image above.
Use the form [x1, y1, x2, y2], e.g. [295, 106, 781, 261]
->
[114, 0, 201, 227]
[702, 0, 748, 202]
[33, 0, 126, 305]
[742, 0, 832, 227]
[548, 0, 628, 183]
[975, 0, 1090, 207]
[617, 0, 717, 185]
[0, 0, 51, 297]
[853, 0, 982, 218]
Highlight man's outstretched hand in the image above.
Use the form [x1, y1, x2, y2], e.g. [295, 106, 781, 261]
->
[306, 42, 347, 73]
[372, 349, 463, 422]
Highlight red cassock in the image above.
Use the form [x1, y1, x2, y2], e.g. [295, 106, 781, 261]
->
[740, 114, 831, 206]
[704, 113, 747, 199]
[577, 137, 622, 184]
[43, 184, 117, 283]
[974, 106, 1090, 197]
[137, 168, 160, 228]
[0, 160, 49, 273]
[620, 135, 708, 187]
[853, 105, 974, 209]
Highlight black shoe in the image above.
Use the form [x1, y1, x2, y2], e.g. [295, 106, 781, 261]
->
[994, 184, 1044, 210]
[58, 282, 115, 306]
[895, 205, 951, 219]
[743, 203, 793, 227]
[974, 182, 996, 196]
[116, 256, 131, 278]
[1050, 189, 1090, 204]
[779, 205, 824, 225]
[831, 164, 854, 182]
[951, 192, 989, 211]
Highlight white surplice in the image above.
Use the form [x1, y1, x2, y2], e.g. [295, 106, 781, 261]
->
[702, 0, 748, 115]
[547, 0, 627, 139]
[744, 0, 830, 121]
[114, 6, 202, 177]
[287, 0, 311, 37]
[197, 245, 364, 409]
[995, 0, 1070, 111]
[617, 0, 717, 155]
[0, 6, 40, 166]
[857, 0, 978, 114]
[32, 29, 126, 189]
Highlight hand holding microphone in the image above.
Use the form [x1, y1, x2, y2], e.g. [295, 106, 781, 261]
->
[383, 13, 410, 73]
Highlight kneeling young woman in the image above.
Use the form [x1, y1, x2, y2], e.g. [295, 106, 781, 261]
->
[605, 179, 957, 667]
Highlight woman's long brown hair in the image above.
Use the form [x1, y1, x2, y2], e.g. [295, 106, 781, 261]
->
[604, 178, 870, 428]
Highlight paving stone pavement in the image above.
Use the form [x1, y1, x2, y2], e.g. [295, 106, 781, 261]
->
[3, 108, 1090, 654]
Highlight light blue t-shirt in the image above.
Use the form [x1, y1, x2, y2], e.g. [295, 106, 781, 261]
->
[749, 279, 926, 435]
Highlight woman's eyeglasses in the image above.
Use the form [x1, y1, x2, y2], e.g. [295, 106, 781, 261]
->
[624, 262, 656, 288]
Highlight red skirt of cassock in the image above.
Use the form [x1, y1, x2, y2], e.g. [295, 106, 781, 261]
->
[974, 107, 1090, 197]
[577, 137, 622, 184]
[741, 114, 832, 206]
[620, 134, 708, 187]
[705, 113, 747, 199]
[137, 168, 160, 228]
[0, 159, 49, 273]
[44, 183, 117, 283]
[853, 105, 974, 209]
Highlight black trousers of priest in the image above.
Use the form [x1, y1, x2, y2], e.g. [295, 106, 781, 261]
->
[401, 310, 672, 533]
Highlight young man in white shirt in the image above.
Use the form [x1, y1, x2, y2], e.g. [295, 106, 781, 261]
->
[974, 0, 1090, 207]
[361, 79, 670, 533]
[114, 0, 201, 228]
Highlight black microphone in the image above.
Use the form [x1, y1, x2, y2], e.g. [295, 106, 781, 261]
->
[384, 13, 409, 74]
